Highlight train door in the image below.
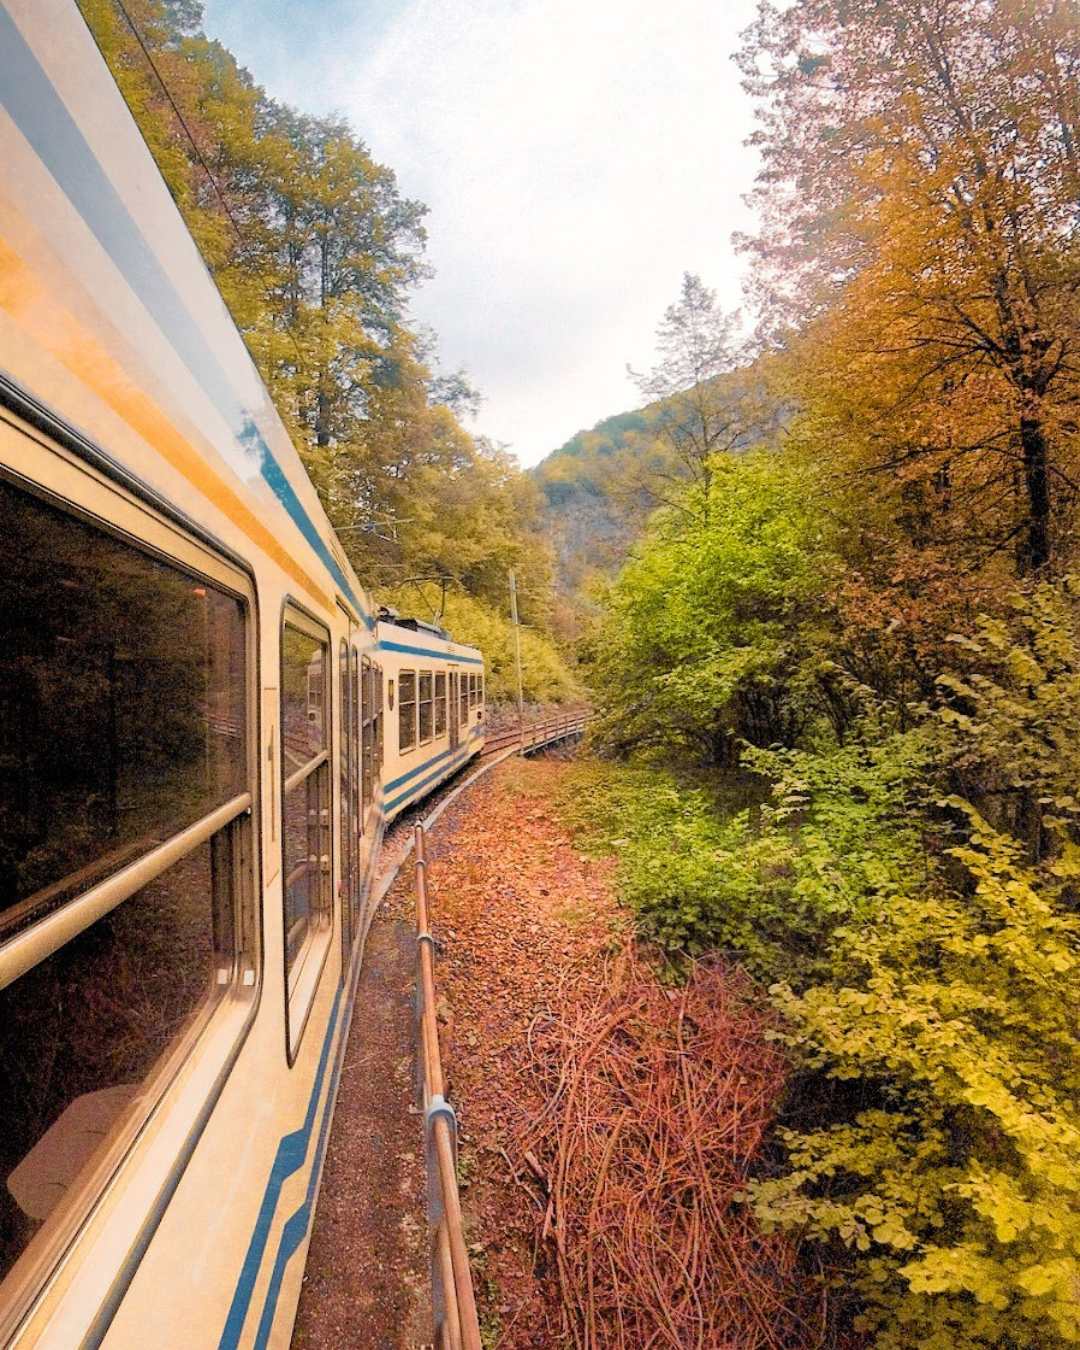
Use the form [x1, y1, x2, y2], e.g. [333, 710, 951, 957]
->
[448, 670, 460, 751]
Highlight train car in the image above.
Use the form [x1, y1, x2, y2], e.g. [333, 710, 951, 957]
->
[376, 614, 486, 821]
[0, 2, 485, 1344]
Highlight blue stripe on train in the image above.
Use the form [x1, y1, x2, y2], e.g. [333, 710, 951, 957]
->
[216, 985, 344, 1349]
[384, 737, 482, 815]
[377, 638, 484, 664]
[251, 1033, 347, 1349]
[0, 9, 371, 626]
[384, 744, 455, 794]
[243, 831, 384, 1343]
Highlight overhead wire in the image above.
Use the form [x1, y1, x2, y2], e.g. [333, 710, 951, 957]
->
[110, 0, 245, 244]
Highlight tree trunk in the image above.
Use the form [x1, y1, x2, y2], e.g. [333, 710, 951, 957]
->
[316, 229, 330, 448]
[1020, 409, 1051, 573]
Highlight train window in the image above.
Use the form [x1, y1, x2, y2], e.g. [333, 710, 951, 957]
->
[418, 672, 434, 744]
[350, 647, 360, 840]
[0, 476, 252, 1305]
[399, 671, 417, 752]
[348, 649, 362, 946]
[0, 833, 239, 1294]
[361, 656, 374, 812]
[0, 476, 246, 943]
[282, 628, 325, 769]
[468, 673, 477, 707]
[281, 617, 330, 1050]
[375, 665, 385, 769]
[434, 672, 447, 737]
[478, 675, 484, 707]
[458, 674, 469, 728]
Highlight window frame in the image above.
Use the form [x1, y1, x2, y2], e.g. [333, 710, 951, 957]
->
[0, 471, 259, 994]
[418, 669, 434, 746]
[361, 653, 374, 813]
[398, 668, 418, 754]
[338, 637, 353, 961]
[279, 604, 332, 1063]
[434, 671, 447, 738]
[375, 664, 385, 771]
[0, 440, 261, 1338]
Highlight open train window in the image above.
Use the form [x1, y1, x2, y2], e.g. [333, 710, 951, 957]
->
[281, 612, 331, 1059]
[0, 473, 253, 1314]
[458, 673, 469, 729]
[434, 672, 447, 737]
[418, 671, 434, 744]
[398, 671, 417, 752]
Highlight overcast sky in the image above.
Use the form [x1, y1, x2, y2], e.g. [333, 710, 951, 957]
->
[202, 0, 762, 467]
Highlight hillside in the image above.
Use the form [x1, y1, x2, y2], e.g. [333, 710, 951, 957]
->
[533, 361, 786, 632]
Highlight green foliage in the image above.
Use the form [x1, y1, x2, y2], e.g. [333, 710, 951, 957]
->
[753, 821, 1080, 1347]
[382, 586, 580, 706]
[560, 729, 928, 979]
[586, 451, 843, 764]
[575, 578, 1080, 1346]
[934, 579, 1080, 862]
[79, 0, 563, 656]
[532, 353, 785, 642]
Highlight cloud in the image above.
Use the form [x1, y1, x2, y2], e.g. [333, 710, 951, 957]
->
[203, 0, 761, 465]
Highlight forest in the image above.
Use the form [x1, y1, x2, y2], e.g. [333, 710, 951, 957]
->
[83, 0, 1078, 1344]
[549, 2, 1079, 1345]
[76, 0, 578, 705]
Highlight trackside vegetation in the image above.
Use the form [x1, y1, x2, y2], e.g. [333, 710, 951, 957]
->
[565, 0, 1080, 1344]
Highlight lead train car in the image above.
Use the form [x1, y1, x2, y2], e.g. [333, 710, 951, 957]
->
[377, 616, 485, 821]
[0, 2, 481, 1345]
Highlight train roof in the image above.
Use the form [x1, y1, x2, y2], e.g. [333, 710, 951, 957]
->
[0, 0, 374, 628]
[375, 614, 483, 666]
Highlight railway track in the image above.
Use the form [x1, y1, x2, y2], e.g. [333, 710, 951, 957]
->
[295, 709, 588, 1348]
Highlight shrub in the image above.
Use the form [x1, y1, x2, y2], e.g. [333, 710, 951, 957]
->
[752, 818, 1080, 1348]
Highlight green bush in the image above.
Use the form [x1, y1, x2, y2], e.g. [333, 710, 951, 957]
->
[578, 514, 1080, 1347]
[585, 452, 843, 765]
[561, 729, 930, 984]
[752, 817, 1080, 1347]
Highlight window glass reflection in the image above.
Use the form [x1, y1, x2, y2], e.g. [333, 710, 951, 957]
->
[434, 673, 447, 737]
[0, 478, 246, 944]
[399, 672, 416, 750]
[0, 835, 230, 1287]
[281, 627, 325, 774]
[418, 672, 433, 743]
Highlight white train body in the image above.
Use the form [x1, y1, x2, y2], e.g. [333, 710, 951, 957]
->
[0, 3, 483, 1345]
[377, 618, 485, 821]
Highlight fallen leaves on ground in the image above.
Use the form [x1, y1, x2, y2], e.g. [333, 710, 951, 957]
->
[409, 757, 823, 1348]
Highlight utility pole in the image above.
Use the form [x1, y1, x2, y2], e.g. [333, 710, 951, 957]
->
[509, 568, 525, 744]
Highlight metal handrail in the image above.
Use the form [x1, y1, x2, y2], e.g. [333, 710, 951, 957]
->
[413, 825, 482, 1350]
[482, 711, 588, 757]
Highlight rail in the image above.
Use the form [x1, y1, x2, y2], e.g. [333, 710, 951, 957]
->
[413, 823, 482, 1350]
[482, 708, 589, 757]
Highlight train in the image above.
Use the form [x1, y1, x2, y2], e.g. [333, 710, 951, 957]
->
[0, 2, 488, 1344]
